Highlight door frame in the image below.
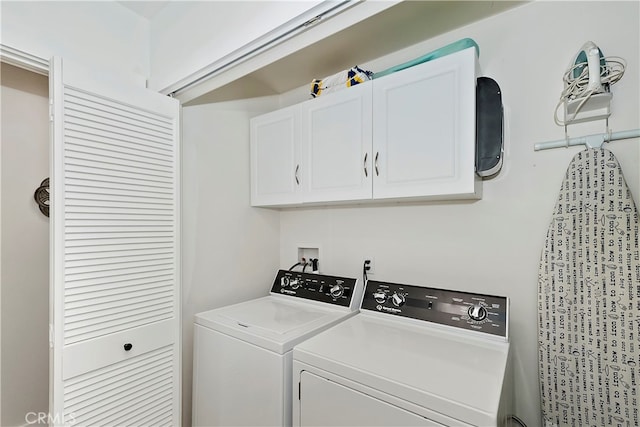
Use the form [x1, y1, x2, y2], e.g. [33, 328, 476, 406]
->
[0, 44, 49, 76]
[0, 44, 48, 427]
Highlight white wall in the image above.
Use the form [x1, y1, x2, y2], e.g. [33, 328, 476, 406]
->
[0, 63, 50, 427]
[0, 1, 150, 84]
[181, 97, 282, 427]
[0, 62, 3, 427]
[277, 2, 639, 427]
[148, 0, 322, 92]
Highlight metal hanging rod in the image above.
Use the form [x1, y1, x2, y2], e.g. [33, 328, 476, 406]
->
[534, 128, 640, 151]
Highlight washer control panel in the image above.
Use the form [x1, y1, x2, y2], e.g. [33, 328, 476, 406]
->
[271, 270, 359, 308]
[361, 280, 508, 338]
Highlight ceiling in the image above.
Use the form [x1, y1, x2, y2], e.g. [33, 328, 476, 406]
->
[118, 1, 169, 19]
[186, 1, 525, 105]
[116, 1, 525, 105]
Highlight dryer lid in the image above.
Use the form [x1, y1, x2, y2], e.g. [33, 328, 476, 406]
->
[293, 314, 510, 426]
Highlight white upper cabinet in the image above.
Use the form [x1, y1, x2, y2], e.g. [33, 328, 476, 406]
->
[250, 46, 480, 207]
[372, 47, 480, 200]
[250, 105, 302, 206]
[301, 82, 373, 203]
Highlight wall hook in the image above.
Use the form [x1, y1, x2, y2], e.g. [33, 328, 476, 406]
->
[34, 177, 49, 217]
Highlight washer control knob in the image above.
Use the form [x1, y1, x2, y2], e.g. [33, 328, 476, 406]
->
[290, 279, 300, 290]
[391, 292, 405, 307]
[373, 291, 387, 304]
[468, 304, 487, 321]
[329, 284, 344, 299]
[281, 277, 290, 288]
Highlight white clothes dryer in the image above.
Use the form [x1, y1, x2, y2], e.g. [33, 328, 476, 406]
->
[293, 279, 512, 427]
[192, 270, 362, 427]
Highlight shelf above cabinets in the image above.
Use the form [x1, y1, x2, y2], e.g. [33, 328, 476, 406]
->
[250, 47, 481, 208]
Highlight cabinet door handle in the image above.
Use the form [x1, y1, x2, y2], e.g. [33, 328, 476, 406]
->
[295, 164, 300, 185]
[374, 152, 379, 176]
[363, 153, 368, 177]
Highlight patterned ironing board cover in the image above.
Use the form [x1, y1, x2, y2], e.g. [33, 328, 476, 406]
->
[538, 149, 639, 426]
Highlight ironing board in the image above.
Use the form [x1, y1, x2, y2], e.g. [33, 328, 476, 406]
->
[538, 148, 639, 426]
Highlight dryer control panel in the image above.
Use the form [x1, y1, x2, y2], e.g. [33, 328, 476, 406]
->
[361, 280, 508, 339]
[270, 270, 360, 309]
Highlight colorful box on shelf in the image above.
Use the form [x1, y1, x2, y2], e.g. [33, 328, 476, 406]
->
[373, 38, 480, 79]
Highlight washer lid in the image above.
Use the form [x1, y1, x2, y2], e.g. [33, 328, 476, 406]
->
[195, 296, 355, 354]
[218, 297, 331, 334]
[293, 314, 510, 426]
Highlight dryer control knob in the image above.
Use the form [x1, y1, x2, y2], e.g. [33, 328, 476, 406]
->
[281, 277, 290, 288]
[290, 279, 300, 290]
[391, 292, 405, 307]
[468, 304, 487, 321]
[373, 291, 387, 304]
[329, 284, 344, 299]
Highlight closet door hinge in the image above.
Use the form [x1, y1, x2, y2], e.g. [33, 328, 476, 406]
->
[49, 98, 54, 122]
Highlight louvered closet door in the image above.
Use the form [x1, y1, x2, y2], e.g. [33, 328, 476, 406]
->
[49, 57, 181, 426]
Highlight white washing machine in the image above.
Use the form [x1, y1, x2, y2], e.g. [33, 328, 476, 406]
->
[293, 279, 512, 427]
[192, 269, 362, 427]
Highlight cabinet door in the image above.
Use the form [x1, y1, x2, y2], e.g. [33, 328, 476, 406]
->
[301, 83, 373, 203]
[250, 105, 302, 206]
[372, 47, 480, 200]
